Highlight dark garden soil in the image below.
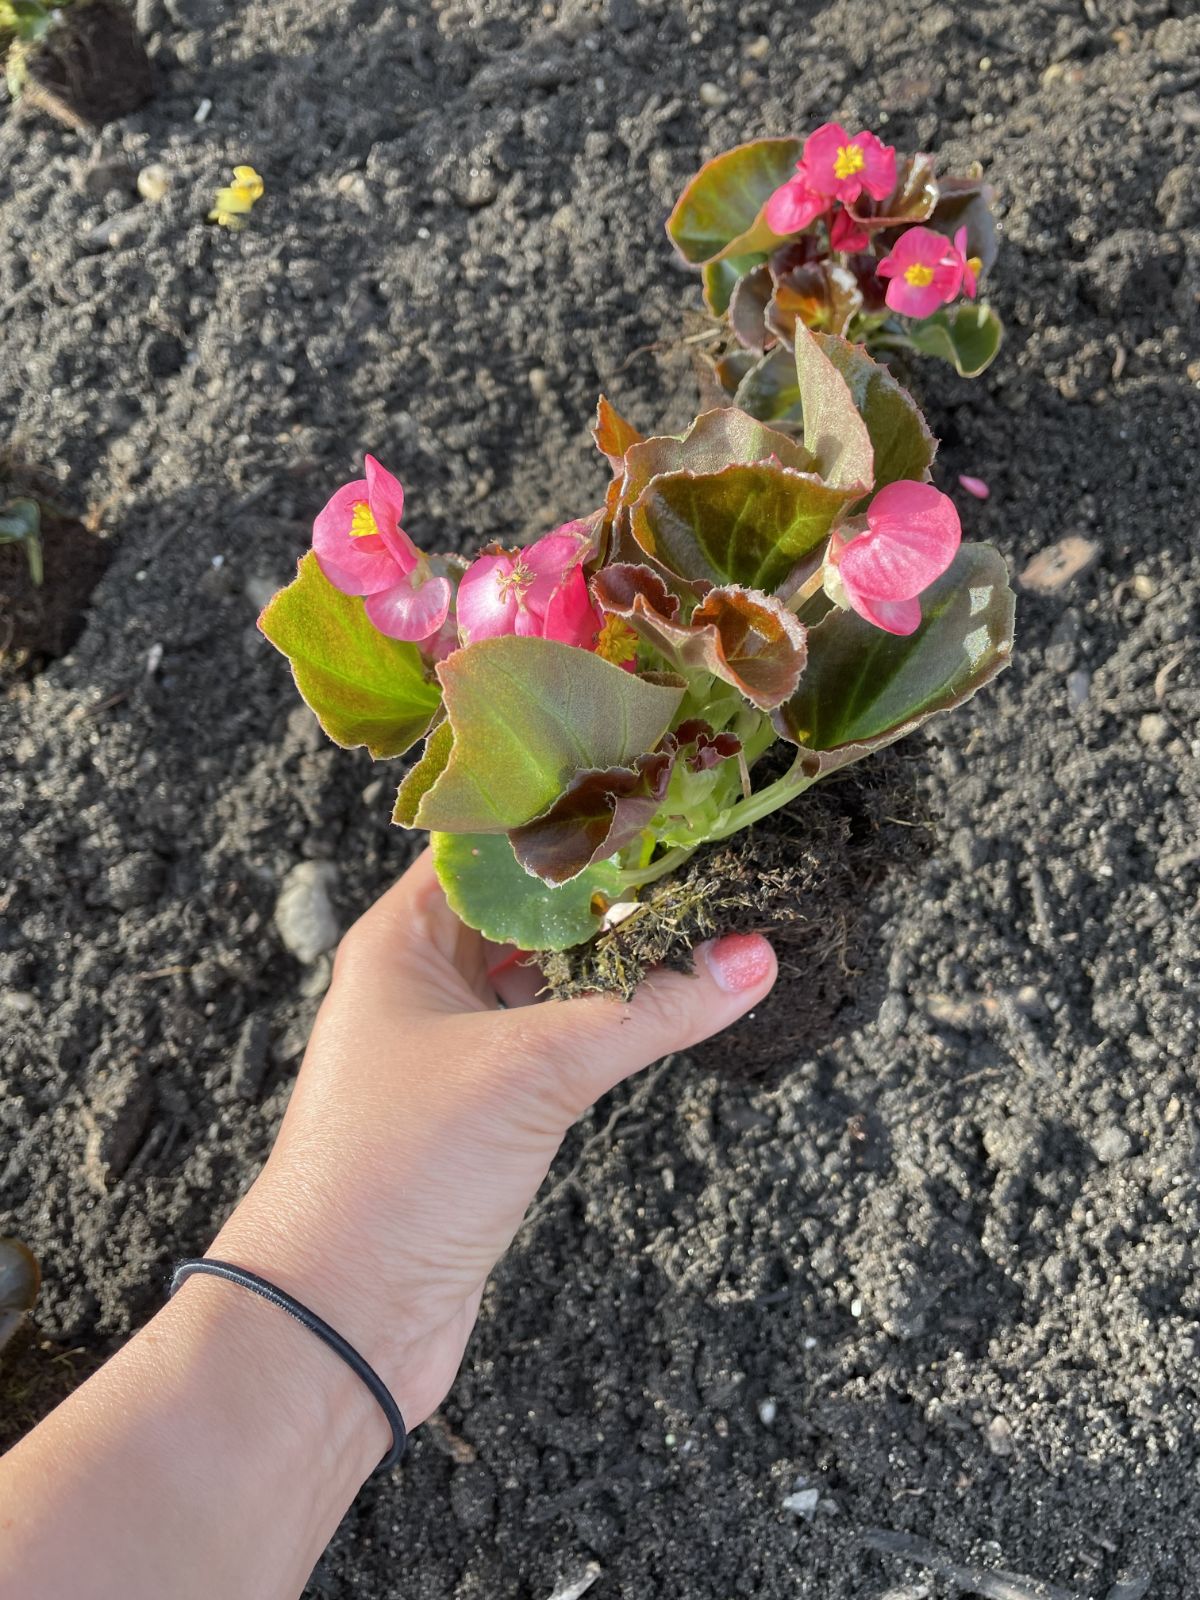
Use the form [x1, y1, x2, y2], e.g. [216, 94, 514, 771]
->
[2, 2, 1199, 1597]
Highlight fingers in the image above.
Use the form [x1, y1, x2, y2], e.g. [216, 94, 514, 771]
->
[490, 932, 777, 1118]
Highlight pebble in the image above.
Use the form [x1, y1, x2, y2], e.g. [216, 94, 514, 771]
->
[1138, 713, 1170, 747]
[985, 1415, 1014, 1456]
[83, 209, 145, 251]
[1018, 536, 1099, 594]
[83, 1064, 155, 1190]
[104, 851, 165, 910]
[137, 163, 171, 202]
[1, 989, 37, 1015]
[274, 862, 340, 963]
[1066, 668, 1091, 711]
[782, 1487, 820, 1519]
[1092, 1126, 1133, 1165]
[230, 1013, 271, 1100]
[757, 1397, 778, 1425]
[698, 81, 729, 108]
[744, 34, 771, 60]
[243, 574, 279, 610]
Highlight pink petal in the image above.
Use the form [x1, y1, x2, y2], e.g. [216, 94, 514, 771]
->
[882, 275, 947, 318]
[845, 592, 923, 635]
[456, 552, 519, 642]
[842, 480, 961, 603]
[958, 474, 990, 500]
[364, 454, 419, 573]
[765, 173, 827, 235]
[312, 480, 401, 596]
[962, 258, 979, 299]
[540, 566, 601, 649]
[830, 208, 869, 252]
[953, 226, 968, 259]
[801, 123, 852, 196]
[856, 132, 897, 200]
[364, 572, 452, 643]
[522, 529, 591, 618]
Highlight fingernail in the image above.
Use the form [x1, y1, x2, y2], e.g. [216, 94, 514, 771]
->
[702, 933, 775, 995]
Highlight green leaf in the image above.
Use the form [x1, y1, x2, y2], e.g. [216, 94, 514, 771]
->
[772, 543, 1015, 772]
[0, 497, 43, 586]
[731, 346, 804, 427]
[634, 461, 855, 592]
[412, 637, 684, 833]
[259, 552, 441, 759]
[666, 137, 802, 266]
[903, 303, 1004, 378]
[432, 830, 623, 952]
[393, 718, 453, 825]
[810, 333, 936, 490]
[703, 252, 767, 317]
[728, 263, 774, 352]
[793, 322, 875, 493]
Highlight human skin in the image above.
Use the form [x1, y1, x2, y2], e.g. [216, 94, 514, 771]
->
[0, 850, 776, 1600]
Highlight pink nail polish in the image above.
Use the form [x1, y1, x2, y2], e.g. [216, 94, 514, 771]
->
[703, 933, 775, 994]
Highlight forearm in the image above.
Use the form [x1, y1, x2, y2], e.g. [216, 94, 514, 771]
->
[0, 1238, 385, 1600]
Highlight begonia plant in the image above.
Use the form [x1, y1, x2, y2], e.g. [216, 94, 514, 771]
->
[261, 326, 1014, 964]
[667, 126, 1003, 427]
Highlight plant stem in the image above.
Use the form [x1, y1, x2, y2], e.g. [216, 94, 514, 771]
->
[784, 567, 826, 614]
[612, 755, 819, 893]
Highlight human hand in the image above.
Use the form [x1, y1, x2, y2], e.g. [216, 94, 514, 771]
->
[212, 848, 776, 1441]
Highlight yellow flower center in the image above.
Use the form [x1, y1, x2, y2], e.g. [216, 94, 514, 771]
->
[904, 262, 936, 287]
[496, 560, 533, 601]
[967, 255, 982, 277]
[595, 615, 639, 666]
[350, 501, 379, 538]
[834, 143, 865, 180]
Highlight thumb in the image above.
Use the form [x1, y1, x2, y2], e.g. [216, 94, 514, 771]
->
[495, 933, 777, 1118]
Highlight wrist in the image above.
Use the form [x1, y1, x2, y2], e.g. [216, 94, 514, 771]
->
[207, 1158, 464, 1431]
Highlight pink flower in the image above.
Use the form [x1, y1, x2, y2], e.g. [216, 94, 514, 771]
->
[312, 455, 451, 644]
[457, 522, 601, 650]
[803, 123, 896, 204]
[876, 226, 979, 319]
[825, 480, 961, 636]
[765, 165, 828, 236]
[829, 207, 870, 253]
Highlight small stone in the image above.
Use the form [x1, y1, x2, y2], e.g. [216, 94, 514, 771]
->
[83, 1064, 155, 1190]
[1018, 536, 1099, 594]
[698, 81, 728, 108]
[1138, 713, 1170, 747]
[1131, 573, 1157, 600]
[783, 1487, 820, 1519]
[104, 851, 165, 911]
[1066, 669, 1091, 711]
[83, 210, 145, 251]
[876, 991, 908, 1041]
[1092, 1126, 1133, 1165]
[528, 367, 549, 398]
[1, 990, 37, 1015]
[299, 953, 333, 1000]
[274, 862, 340, 964]
[757, 1397, 778, 1425]
[230, 1013, 271, 1100]
[137, 163, 171, 203]
[1157, 164, 1200, 230]
[985, 1415, 1014, 1456]
[243, 574, 279, 610]
[744, 34, 771, 60]
[362, 778, 384, 807]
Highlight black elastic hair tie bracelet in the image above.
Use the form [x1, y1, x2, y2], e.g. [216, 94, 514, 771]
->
[169, 1258, 407, 1472]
